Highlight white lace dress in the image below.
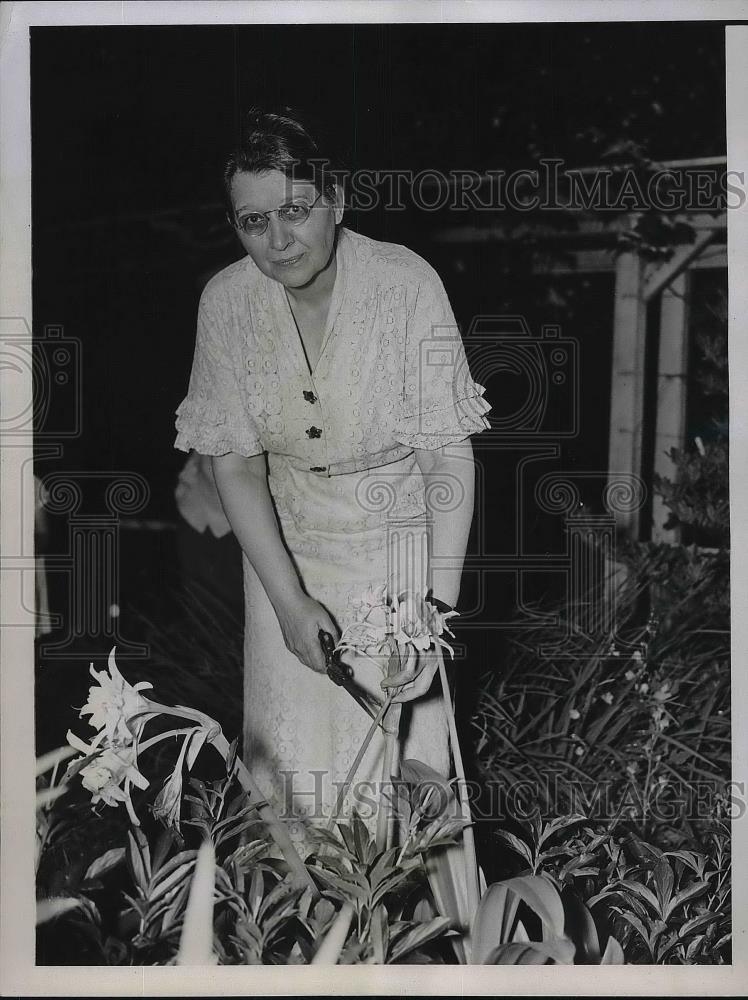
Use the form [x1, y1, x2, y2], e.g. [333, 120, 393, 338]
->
[175, 227, 491, 846]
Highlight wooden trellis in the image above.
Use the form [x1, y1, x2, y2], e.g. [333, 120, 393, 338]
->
[608, 214, 723, 539]
[433, 163, 727, 541]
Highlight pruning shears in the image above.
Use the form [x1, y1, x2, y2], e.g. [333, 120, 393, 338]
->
[318, 629, 383, 722]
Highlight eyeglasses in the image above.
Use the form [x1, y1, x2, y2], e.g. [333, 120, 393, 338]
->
[232, 192, 325, 238]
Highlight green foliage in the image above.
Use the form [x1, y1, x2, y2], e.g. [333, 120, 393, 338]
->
[653, 316, 729, 549]
[473, 574, 729, 846]
[597, 834, 731, 965]
[37, 745, 623, 966]
[305, 816, 455, 965]
[35, 758, 471, 966]
[473, 312, 730, 964]
[472, 545, 730, 961]
[655, 441, 728, 542]
[495, 813, 730, 965]
[654, 298, 729, 548]
[495, 814, 589, 877]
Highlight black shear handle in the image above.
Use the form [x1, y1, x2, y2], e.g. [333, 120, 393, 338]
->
[318, 628, 381, 722]
[318, 629, 349, 685]
[318, 628, 335, 663]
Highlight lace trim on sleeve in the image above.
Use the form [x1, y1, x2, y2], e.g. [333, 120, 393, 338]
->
[394, 381, 492, 450]
[174, 395, 263, 457]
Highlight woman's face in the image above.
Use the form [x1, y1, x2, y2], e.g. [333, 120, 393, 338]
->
[229, 169, 343, 291]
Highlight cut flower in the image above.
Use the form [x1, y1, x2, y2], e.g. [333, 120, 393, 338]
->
[392, 595, 436, 651]
[338, 586, 458, 664]
[66, 729, 149, 825]
[80, 646, 153, 744]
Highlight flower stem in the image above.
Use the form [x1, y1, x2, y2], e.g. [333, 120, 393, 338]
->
[376, 709, 401, 852]
[138, 728, 195, 754]
[376, 646, 403, 852]
[326, 694, 392, 832]
[138, 699, 317, 896]
[435, 645, 480, 917]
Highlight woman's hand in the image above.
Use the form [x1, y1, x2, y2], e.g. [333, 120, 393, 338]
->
[274, 591, 339, 674]
[380, 646, 440, 704]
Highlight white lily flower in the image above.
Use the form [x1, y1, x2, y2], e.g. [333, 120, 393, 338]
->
[392, 594, 433, 651]
[67, 732, 149, 826]
[80, 646, 153, 744]
[352, 584, 389, 615]
[341, 586, 460, 663]
[66, 729, 149, 825]
[422, 597, 458, 639]
[338, 592, 398, 659]
[337, 622, 394, 659]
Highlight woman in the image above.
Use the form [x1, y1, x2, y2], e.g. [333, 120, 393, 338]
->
[175, 110, 491, 845]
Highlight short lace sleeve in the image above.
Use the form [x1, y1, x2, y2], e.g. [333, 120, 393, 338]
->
[174, 291, 263, 458]
[394, 266, 491, 450]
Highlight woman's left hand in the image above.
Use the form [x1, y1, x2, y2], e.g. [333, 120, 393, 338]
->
[380, 647, 440, 704]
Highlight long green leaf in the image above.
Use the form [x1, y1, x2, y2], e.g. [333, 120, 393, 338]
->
[311, 903, 354, 965]
[176, 839, 217, 965]
[665, 880, 710, 919]
[657, 732, 720, 772]
[423, 841, 470, 962]
[151, 849, 198, 886]
[616, 909, 652, 952]
[472, 884, 519, 964]
[495, 831, 534, 866]
[617, 879, 661, 915]
[371, 864, 419, 909]
[149, 860, 195, 904]
[351, 811, 371, 864]
[84, 847, 126, 882]
[538, 814, 586, 847]
[36, 897, 82, 925]
[400, 758, 457, 819]
[653, 858, 675, 914]
[600, 935, 625, 964]
[679, 912, 719, 938]
[35, 786, 69, 810]
[496, 875, 566, 939]
[371, 903, 388, 964]
[388, 916, 452, 963]
[35, 745, 77, 777]
[368, 846, 402, 888]
[561, 888, 600, 963]
[483, 937, 575, 965]
[127, 829, 150, 892]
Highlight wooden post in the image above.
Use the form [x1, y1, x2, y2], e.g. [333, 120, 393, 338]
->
[607, 247, 647, 538]
[643, 231, 714, 303]
[651, 272, 690, 543]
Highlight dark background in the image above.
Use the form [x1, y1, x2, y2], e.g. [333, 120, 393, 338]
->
[31, 22, 726, 511]
[31, 22, 727, 746]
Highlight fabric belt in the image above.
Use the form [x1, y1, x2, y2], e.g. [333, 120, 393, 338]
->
[281, 445, 414, 477]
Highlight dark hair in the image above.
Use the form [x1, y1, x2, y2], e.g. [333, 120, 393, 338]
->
[223, 107, 344, 215]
